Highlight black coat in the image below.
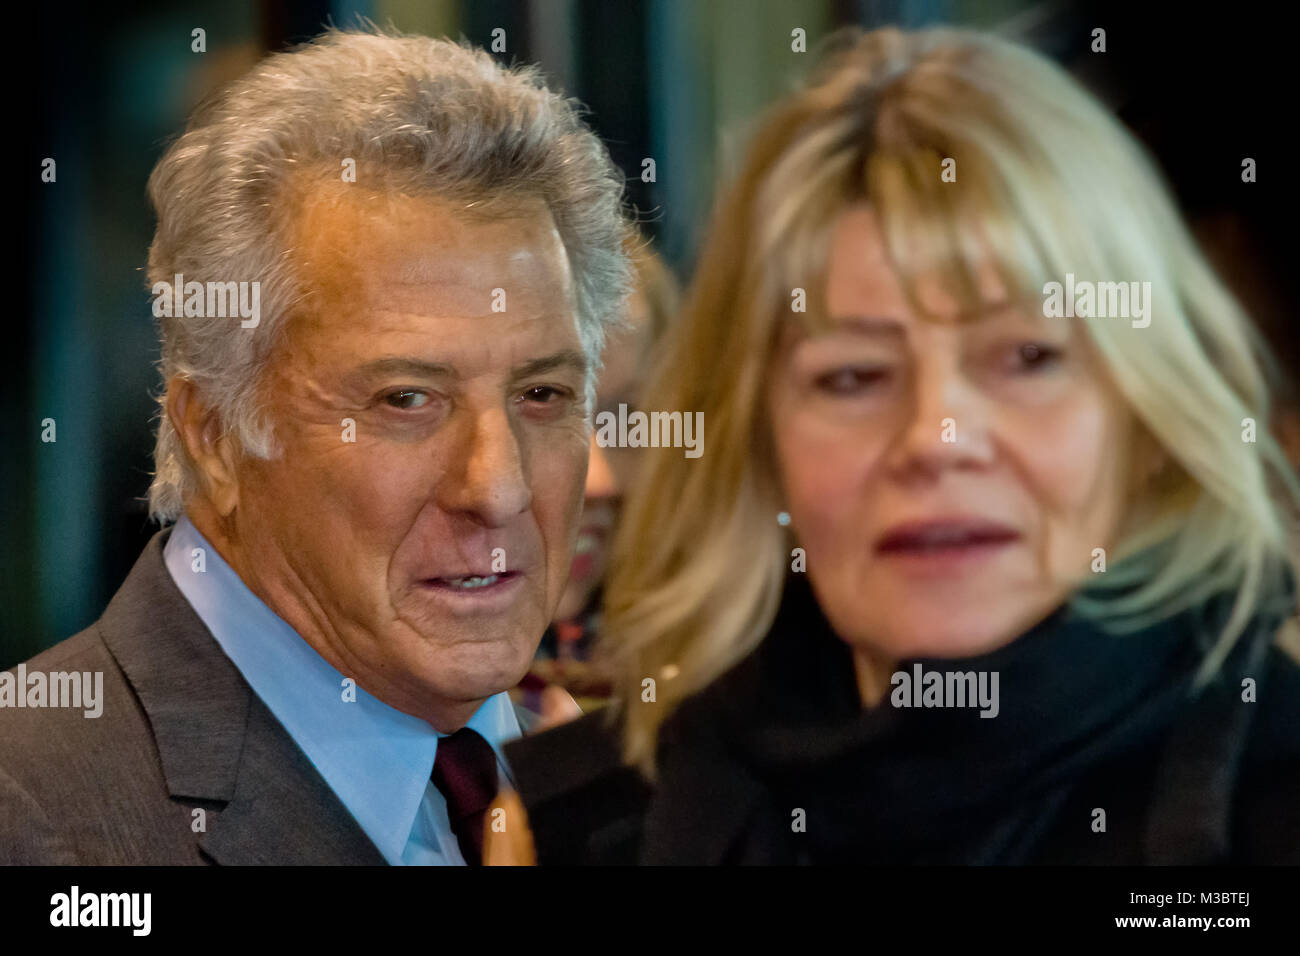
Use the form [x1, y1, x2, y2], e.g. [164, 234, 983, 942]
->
[505, 577, 1300, 865]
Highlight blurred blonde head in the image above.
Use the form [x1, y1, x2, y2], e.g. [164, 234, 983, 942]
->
[553, 238, 681, 626]
[601, 26, 1300, 772]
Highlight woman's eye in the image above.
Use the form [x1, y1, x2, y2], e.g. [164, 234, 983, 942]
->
[383, 389, 430, 410]
[1009, 343, 1062, 372]
[814, 367, 889, 395]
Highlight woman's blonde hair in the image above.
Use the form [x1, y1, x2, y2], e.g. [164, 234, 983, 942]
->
[600, 26, 1300, 773]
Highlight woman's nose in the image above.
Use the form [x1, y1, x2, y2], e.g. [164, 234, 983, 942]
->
[887, 353, 996, 477]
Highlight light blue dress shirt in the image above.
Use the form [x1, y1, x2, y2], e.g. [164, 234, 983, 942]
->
[162, 514, 521, 865]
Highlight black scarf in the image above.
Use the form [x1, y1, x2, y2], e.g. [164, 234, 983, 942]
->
[696, 571, 1288, 864]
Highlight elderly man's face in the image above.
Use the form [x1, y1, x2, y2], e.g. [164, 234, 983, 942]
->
[230, 184, 588, 731]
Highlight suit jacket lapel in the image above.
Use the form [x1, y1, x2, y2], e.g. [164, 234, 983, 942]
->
[198, 697, 387, 864]
[99, 528, 386, 865]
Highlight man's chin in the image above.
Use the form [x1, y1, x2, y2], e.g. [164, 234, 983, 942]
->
[386, 663, 529, 731]
[412, 638, 535, 697]
[445, 661, 532, 700]
[388, 604, 546, 702]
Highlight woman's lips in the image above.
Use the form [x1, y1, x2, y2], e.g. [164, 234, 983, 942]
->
[875, 518, 1021, 571]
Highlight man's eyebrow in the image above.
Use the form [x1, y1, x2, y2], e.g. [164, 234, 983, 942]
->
[352, 350, 589, 382]
[353, 357, 459, 380]
[512, 350, 589, 379]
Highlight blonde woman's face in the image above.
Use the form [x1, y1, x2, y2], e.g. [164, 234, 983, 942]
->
[768, 204, 1135, 661]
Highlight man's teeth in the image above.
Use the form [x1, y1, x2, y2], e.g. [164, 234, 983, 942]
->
[443, 574, 500, 589]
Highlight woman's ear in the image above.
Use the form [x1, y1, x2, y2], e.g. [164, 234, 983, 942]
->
[1127, 421, 1170, 492]
[1142, 444, 1169, 487]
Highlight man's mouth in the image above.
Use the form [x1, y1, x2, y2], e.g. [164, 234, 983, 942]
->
[422, 570, 521, 591]
[438, 573, 504, 590]
[415, 568, 526, 616]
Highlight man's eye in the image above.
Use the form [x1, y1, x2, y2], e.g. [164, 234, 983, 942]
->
[521, 385, 569, 404]
[814, 367, 889, 395]
[384, 389, 430, 410]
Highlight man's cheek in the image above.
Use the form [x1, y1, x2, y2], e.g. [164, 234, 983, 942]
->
[342, 447, 436, 511]
[537, 441, 589, 507]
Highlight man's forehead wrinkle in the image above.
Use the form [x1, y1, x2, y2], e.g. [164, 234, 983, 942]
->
[347, 247, 566, 308]
[367, 306, 500, 326]
[283, 185, 573, 320]
[387, 258, 476, 286]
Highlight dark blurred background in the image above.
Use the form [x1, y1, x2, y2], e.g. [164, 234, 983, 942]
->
[4, 0, 1295, 667]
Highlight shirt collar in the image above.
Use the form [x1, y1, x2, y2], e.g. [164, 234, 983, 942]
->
[162, 514, 521, 863]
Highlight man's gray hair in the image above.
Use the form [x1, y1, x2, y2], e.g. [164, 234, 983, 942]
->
[146, 26, 633, 523]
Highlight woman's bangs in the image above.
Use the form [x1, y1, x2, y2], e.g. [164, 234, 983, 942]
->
[867, 143, 1050, 321]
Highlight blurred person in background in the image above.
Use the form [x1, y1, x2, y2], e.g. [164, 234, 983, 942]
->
[500, 25, 1300, 865]
[517, 240, 681, 710]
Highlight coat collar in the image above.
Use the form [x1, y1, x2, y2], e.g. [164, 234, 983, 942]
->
[649, 571, 1291, 865]
[98, 528, 385, 864]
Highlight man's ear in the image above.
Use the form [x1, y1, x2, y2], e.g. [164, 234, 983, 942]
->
[166, 376, 241, 518]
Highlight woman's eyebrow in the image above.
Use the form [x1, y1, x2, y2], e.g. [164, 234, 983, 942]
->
[827, 315, 906, 336]
[957, 299, 1023, 322]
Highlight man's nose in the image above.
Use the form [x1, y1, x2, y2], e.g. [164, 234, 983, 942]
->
[440, 407, 532, 526]
[885, 355, 995, 478]
[586, 434, 618, 500]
